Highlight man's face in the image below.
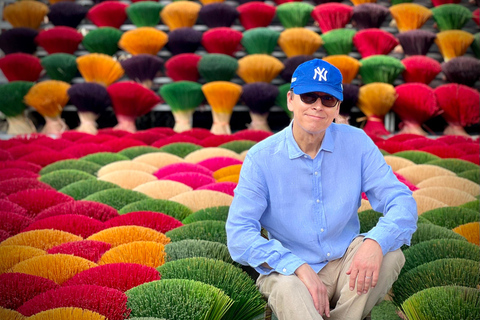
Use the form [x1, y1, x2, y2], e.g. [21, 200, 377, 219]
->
[287, 90, 340, 135]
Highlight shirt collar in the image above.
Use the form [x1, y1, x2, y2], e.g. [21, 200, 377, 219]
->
[285, 121, 335, 160]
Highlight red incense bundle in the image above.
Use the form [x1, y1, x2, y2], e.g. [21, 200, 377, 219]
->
[201, 27, 243, 56]
[352, 28, 399, 58]
[107, 81, 161, 133]
[87, 1, 128, 29]
[165, 53, 202, 82]
[0, 53, 42, 82]
[311, 3, 353, 33]
[401, 55, 442, 85]
[236, 2, 276, 30]
[35, 26, 83, 54]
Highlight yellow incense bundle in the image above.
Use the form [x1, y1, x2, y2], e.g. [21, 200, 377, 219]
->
[278, 28, 323, 57]
[435, 30, 475, 62]
[236, 54, 284, 83]
[160, 1, 201, 30]
[3, 0, 49, 29]
[202, 81, 243, 134]
[322, 55, 361, 84]
[76, 53, 124, 86]
[389, 4, 432, 33]
[118, 27, 168, 55]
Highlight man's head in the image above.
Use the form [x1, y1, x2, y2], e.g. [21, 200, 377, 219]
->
[290, 59, 343, 101]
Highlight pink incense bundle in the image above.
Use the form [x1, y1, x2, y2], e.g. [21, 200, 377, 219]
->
[153, 163, 213, 179]
[87, 1, 128, 29]
[102, 137, 147, 152]
[107, 81, 161, 133]
[197, 181, 237, 196]
[0, 151, 12, 162]
[0, 168, 38, 182]
[181, 128, 214, 140]
[392, 83, 440, 136]
[0, 53, 42, 82]
[62, 142, 114, 158]
[197, 156, 243, 172]
[236, 2, 276, 30]
[0, 211, 33, 236]
[29, 136, 73, 151]
[374, 140, 407, 154]
[201, 27, 243, 56]
[430, 0, 461, 6]
[62, 263, 161, 292]
[201, 134, 236, 147]
[7, 189, 74, 219]
[165, 53, 202, 82]
[124, 131, 167, 145]
[7, 143, 52, 159]
[233, 129, 272, 142]
[401, 55, 442, 84]
[19, 150, 74, 167]
[434, 84, 480, 136]
[352, 28, 399, 58]
[402, 137, 447, 150]
[0, 160, 42, 173]
[35, 200, 119, 222]
[104, 211, 182, 234]
[0, 199, 28, 217]
[311, 3, 353, 33]
[0, 177, 54, 196]
[160, 172, 217, 189]
[16, 285, 130, 320]
[47, 240, 112, 263]
[420, 145, 466, 159]
[35, 26, 83, 54]
[151, 135, 203, 148]
[23, 214, 105, 238]
[0, 273, 60, 310]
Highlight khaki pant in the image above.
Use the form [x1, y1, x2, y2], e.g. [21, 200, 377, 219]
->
[257, 237, 405, 320]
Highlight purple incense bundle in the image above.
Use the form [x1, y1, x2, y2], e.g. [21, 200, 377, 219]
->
[352, 4, 390, 30]
[396, 30, 436, 56]
[120, 54, 164, 89]
[241, 82, 279, 132]
[0, 28, 38, 54]
[442, 57, 480, 87]
[198, 3, 239, 28]
[166, 27, 203, 55]
[280, 55, 314, 82]
[47, 2, 89, 28]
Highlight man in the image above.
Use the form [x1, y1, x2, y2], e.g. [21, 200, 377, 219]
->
[226, 59, 417, 320]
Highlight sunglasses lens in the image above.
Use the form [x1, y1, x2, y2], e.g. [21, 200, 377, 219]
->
[300, 93, 338, 107]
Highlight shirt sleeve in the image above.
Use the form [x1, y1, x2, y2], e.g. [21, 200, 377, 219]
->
[361, 137, 418, 255]
[226, 153, 306, 275]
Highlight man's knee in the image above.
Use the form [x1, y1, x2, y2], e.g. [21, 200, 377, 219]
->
[271, 274, 307, 297]
[381, 249, 405, 280]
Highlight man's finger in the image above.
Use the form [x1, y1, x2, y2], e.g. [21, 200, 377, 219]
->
[356, 271, 366, 294]
[324, 293, 330, 317]
[363, 275, 373, 293]
[371, 270, 379, 288]
[348, 268, 358, 291]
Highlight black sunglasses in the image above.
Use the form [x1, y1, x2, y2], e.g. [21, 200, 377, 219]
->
[299, 92, 339, 108]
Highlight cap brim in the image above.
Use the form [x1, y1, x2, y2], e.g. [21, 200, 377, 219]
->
[292, 85, 343, 101]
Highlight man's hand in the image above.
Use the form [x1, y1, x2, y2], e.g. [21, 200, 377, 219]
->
[346, 239, 383, 295]
[295, 263, 330, 317]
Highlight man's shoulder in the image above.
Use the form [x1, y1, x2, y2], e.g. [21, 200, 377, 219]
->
[331, 123, 375, 145]
[248, 128, 287, 157]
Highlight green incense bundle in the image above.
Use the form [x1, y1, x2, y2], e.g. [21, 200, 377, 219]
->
[159, 81, 205, 132]
[126, 2, 164, 27]
[164, 239, 236, 265]
[276, 2, 314, 29]
[198, 54, 238, 82]
[39, 169, 96, 191]
[241, 27, 280, 55]
[321, 28, 356, 56]
[40, 159, 101, 176]
[82, 27, 123, 56]
[158, 142, 202, 158]
[359, 55, 405, 84]
[0, 81, 36, 135]
[431, 4, 472, 31]
[275, 83, 293, 119]
[41, 53, 78, 83]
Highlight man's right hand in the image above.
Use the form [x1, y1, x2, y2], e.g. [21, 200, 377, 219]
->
[295, 263, 330, 317]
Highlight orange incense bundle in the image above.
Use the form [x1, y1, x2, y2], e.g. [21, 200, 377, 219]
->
[435, 30, 475, 62]
[236, 2, 276, 30]
[352, 28, 399, 58]
[236, 54, 284, 83]
[87, 1, 128, 29]
[322, 55, 361, 84]
[3, 0, 49, 29]
[35, 26, 83, 54]
[311, 3, 353, 33]
[201, 27, 243, 56]
[357, 82, 396, 138]
[24, 80, 71, 135]
[107, 81, 161, 133]
[401, 55, 442, 85]
[0, 53, 43, 82]
[392, 83, 440, 136]
[202, 81, 242, 134]
[76, 53, 124, 87]
[278, 28, 323, 57]
[434, 84, 480, 136]
[165, 53, 202, 82]
[118, 27, 168, 56]
[160, 1, 201, 30]
[389, 4, 432, 33]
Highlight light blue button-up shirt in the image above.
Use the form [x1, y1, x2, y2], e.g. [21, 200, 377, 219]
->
[226, 122, 417, 275]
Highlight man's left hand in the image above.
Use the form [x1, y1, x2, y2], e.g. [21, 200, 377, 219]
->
[346, 238, 383, 295]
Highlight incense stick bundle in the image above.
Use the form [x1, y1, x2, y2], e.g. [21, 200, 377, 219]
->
[41, 53, 78, 83]
[396, 30, 436, 56]
[198, 54, 238, 82]
[68, 83, 112, 134]
[241, 27, 280, 55]
[353, 28, 399, 58]
[401, 55, 442, 85]
[0, 53, 43, 82]
[337, 84, 359, 125]
[35, 26, 83, 55]
[241, 82, 279, 132]
[322, 55, 361, 84]
[24, 80, 71, 135]
[311, 3, 353, 33]
[126, 2, 164, 27]
[159, 81, 205, 132]
[236, 54, 284, 83]
[119, 27, 168, 55]
[276, 2, 314, 29]
[442, 57, 480, 87]
[352, 3, 390, 29]
[160, 1, 201, 30]
[3, 0, 49, 29]
[120, 54, 164, 89]
[236, 2, 276, 30]
[47, 2, 89, 29]
[201, 27, 243, 56]
[0, 81, 36, 135]
[278, 28, 323, 57]
[435, 30, 475, 62]
[87, 1, 128, 29]
[82, 27, 122, 56]
[202, 82, 243, 134]
[389, 4, 432, 33]
[76, 53, 124, 87]
[165, 53, 202, 82]
[359, 55, 405, 84]
[0, 28, 38, 55]
[321, 28, 356, 56]
[107, 81, 161, 133]
[280, 55, 314, 82]
[166, 28, 203, 55]
[431, 4, 472, 31]
[198, 3, 239, 28]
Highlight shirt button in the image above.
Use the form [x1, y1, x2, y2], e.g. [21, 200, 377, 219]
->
[304, 155, 308, 158]
[283, 268, 287, 272]
[314, 172, 318, 175]
[320, 228, 324, 232]
[316, 199, 320, 203]
[327, 253, 330, 257]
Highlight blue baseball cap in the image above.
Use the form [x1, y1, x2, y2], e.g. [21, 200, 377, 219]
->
[290, 59, 343, 101]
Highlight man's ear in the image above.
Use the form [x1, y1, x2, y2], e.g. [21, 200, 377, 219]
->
[287, 90, 294, 112]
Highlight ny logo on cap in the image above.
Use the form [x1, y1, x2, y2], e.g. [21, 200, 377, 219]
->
[313, 67, 328, 82]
